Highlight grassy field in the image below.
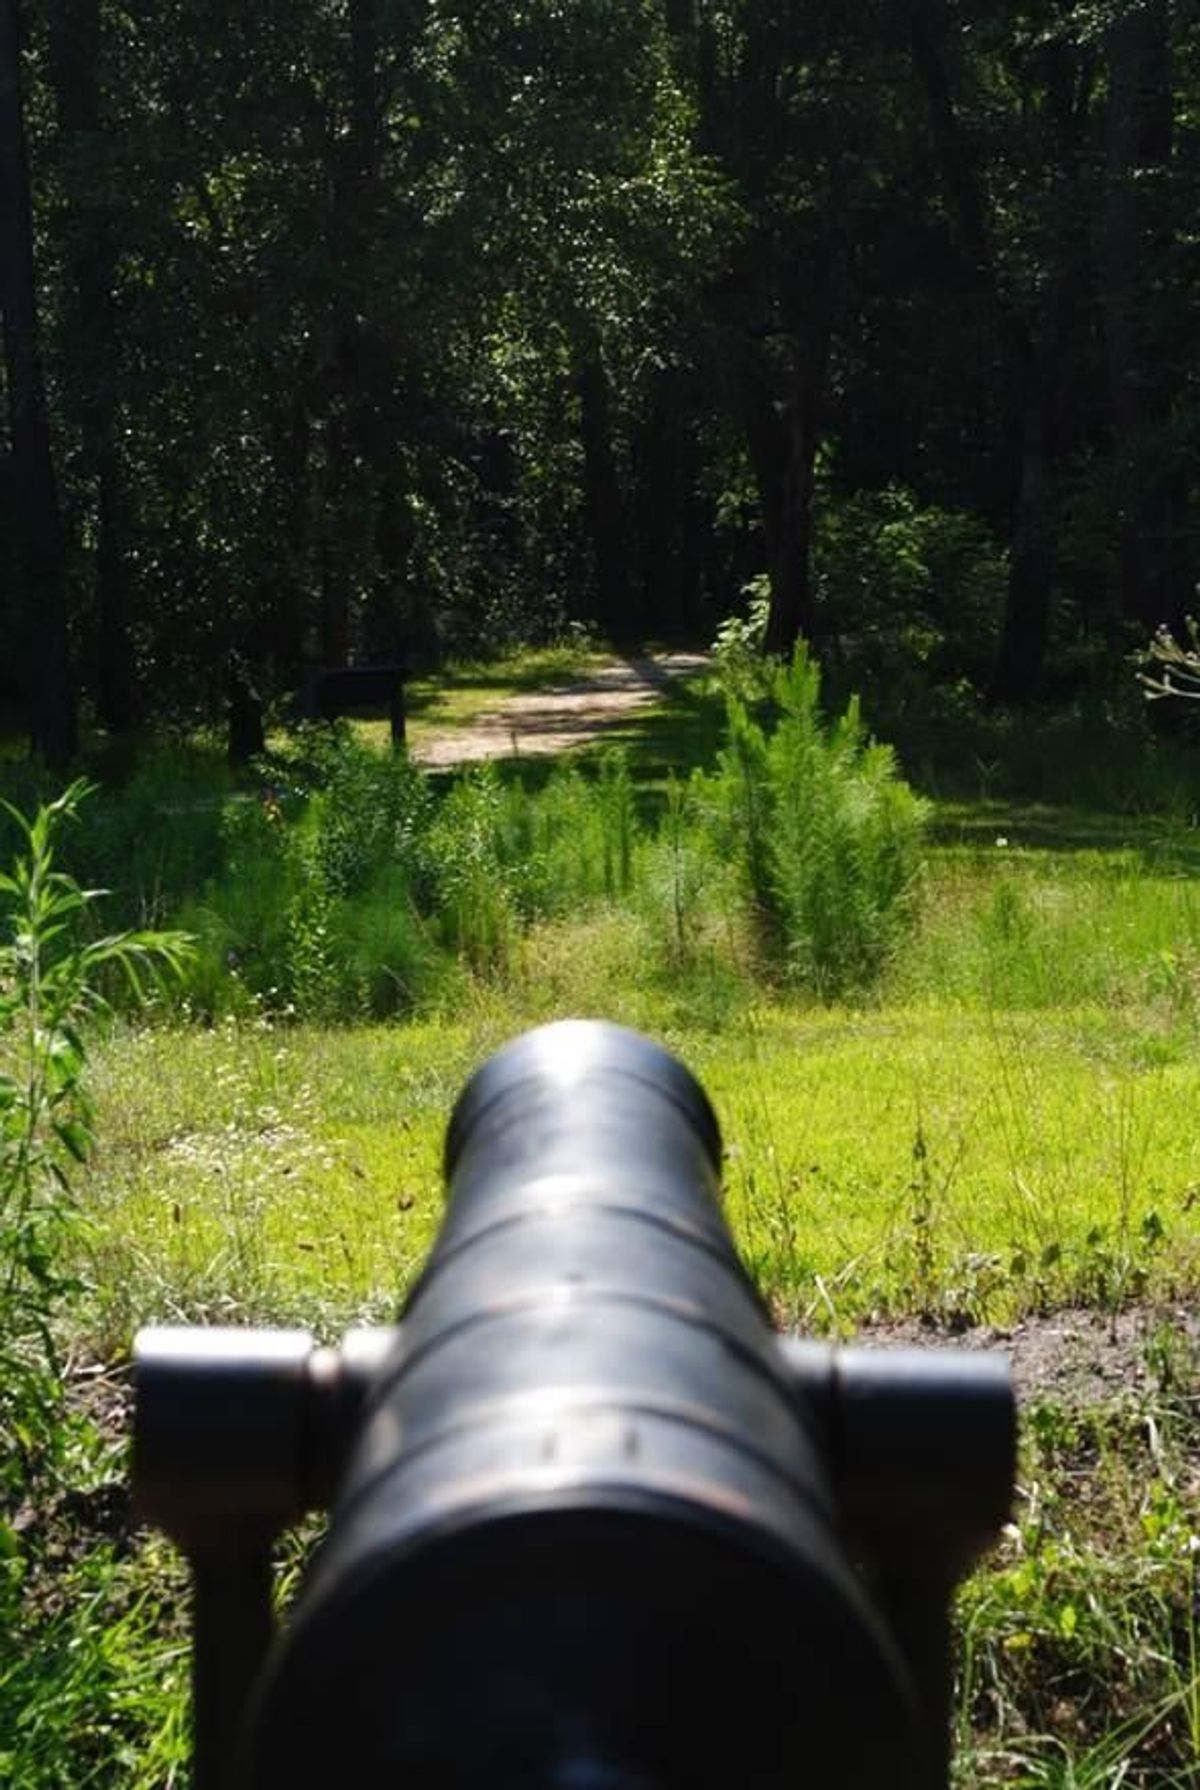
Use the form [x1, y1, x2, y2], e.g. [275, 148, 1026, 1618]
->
[3, 653, 1199, 1787]
[83, 987, 1200, 1346]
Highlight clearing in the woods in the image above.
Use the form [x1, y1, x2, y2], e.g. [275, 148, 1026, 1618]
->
[409, 650, 711, 765]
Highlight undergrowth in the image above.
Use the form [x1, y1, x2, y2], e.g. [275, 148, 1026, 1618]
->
[23, 655, 927, 1021]
[958, 1353, 1200, 1788]
[0, 787, 190, 1787]
[3, 649, 1200, 1789]
[0, 784, 189, 1495]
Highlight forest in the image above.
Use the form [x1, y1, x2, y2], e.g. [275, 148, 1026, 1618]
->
[3, 0, 1199, 763]
[4, 4, 1200, 1788]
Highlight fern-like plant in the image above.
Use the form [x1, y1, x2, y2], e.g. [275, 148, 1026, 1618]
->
[715, 645, 927, 994]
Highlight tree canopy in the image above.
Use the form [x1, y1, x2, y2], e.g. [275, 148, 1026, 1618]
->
[3, 0, 1199, 759]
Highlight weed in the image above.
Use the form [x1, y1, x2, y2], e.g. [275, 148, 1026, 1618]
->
[0, 784, 190, 1491]
[957, 1390, 1199, 1787]
[427, 763, 518, 974]
[596, 748, 636, 899]
[906, 1119, 938, 1314]
[0, 1382, 190, 1790]
[663, 774, 691, 961]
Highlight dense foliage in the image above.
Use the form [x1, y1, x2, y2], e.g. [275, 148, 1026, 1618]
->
[1, 667, 920, 1019]
[4, 1, 1200, 761]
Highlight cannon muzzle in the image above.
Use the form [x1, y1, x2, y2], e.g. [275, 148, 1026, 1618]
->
[134, 1021, 1014, 1790]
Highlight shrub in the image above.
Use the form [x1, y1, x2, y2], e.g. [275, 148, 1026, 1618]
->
[425, 763, 519, 974]
[421, 752, 645, 974]
[520, 751, 642, 917]
[813, 485, 1006, 684]
[713, 645, 928, 994]
[200, 791, 301, 1007]
[712, 579, 772, 699]
[80, 752, 229, 925]
[298, 730, 434, 899]
[332, 867, 443, 1018]
[166, 733, 442, 1019]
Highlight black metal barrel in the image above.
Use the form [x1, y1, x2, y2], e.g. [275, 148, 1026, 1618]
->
[240, 1020, 920, 1789]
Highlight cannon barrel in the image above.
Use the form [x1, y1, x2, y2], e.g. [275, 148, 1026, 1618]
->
[134, 1021, 1015, 1790]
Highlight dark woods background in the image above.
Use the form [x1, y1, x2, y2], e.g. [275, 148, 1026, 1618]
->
[2, 0, 1198, 765]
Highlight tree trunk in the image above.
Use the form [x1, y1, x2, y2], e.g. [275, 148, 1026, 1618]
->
[51, 0, 139, 732]
[95, 453, 138, 731]
[990, 396, 1053, 703]
[1103, 0, 1182, 634]
[634, 367, 688, 636]
[907, 0, 1082, 703]
[0, 0, 77, 766]
[677, 474, 711, 637]
[316, 388, 355, 665]
[319, 534, 352, 667]
[577, 344, 630, 638]
[252, 384, 313, 691]
[762, 400, 822, 656]
[742, 320, 829, 657]
[365, 473, 411, 662]
[227, 654, 265, 765]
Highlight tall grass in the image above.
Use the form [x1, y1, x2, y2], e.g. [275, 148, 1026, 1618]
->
[0, 784, 189, 1491]
[47, 673, 926, 1021]
[957, 1377, 1200, 1789]
[892, 839, 1200, 1013]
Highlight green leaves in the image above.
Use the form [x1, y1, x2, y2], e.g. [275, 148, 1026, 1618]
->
[0, 782, 192, 1491]
[714, 643, 928, 995]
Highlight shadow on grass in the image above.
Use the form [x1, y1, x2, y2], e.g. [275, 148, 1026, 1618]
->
[404, 644, 610, 719]
[613, 674, 727, 787]
[7, 657, 1197, 881]
[931, 800, 1200, 870]
[472, 672, 727, 813]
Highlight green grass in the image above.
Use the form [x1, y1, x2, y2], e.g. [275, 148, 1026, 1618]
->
[5, 653, 1200, 1788]
[893, 840, 1200, 1011]
[69, 776, 1200, 1361]
[958, 1371, 1199, 1787]
[362, 639, 611, 752]
[75, 982, 1199, 1349]
[1, 1497, 190, 1789]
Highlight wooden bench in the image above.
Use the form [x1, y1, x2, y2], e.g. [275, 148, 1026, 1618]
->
[299, 665, 407, 747]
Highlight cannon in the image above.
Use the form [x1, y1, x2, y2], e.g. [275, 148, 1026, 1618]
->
[133, 1020, 1015, 1790]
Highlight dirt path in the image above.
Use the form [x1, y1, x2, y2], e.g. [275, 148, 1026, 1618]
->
[410, 651, 710, 768]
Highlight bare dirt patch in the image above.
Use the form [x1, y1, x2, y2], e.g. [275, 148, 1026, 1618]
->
[49, 1302, 1197, 1572]
[411, 651, 710, 768]
[853, 1302, 1200, 1406]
